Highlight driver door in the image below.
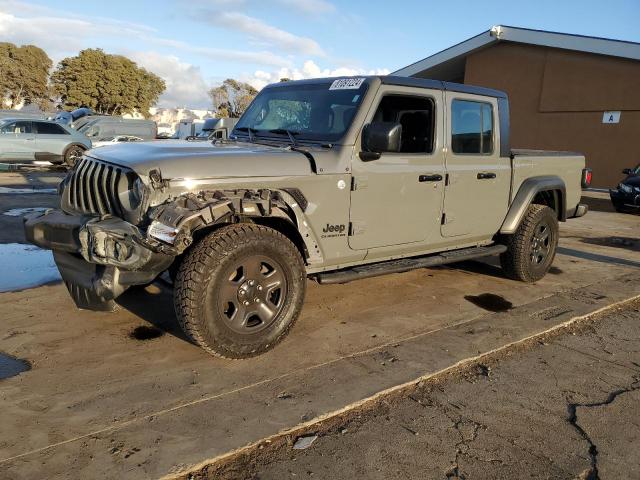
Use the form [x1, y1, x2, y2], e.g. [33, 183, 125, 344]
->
[348, 86, 445, 251]
[0, 120, 35, 160]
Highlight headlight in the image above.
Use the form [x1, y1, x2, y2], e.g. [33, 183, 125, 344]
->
[148, 220, 179, 244]
[619, 183, 633, 193]
[118, 175, 145, 211]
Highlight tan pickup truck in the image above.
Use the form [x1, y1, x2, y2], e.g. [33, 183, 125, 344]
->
[25, 75, 591, 358]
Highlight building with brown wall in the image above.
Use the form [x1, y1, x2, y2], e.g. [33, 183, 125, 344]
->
[394, 26, 640, 188]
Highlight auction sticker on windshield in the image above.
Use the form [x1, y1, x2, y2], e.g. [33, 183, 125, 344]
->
[330, 78, 365, 90]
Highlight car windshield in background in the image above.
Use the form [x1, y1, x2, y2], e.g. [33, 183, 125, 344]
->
[235, 80, 369, 143]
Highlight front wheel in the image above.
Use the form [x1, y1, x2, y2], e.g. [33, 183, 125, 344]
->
[174, 224, 306, 359]
[500, 204, 559, 283]
[64, 145, 85, 167]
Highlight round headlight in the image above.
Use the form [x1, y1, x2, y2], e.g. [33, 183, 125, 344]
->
[118, 175, 145, 212]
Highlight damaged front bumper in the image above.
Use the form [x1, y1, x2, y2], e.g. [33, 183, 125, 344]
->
[24, 210, 173, 311]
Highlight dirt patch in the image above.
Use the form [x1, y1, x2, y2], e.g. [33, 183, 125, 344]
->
[549, 266, 564, 275]
[464, 293, 513, 312]
[129, 325, 165, 341]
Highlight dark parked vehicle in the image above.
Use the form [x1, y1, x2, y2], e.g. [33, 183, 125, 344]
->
[610, 165, 640, 212]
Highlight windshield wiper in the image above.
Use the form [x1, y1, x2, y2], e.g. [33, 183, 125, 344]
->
[235, 126, 258, 142]
[268, 128, 300, 146]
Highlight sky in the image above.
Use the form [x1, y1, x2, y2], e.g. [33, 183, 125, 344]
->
[1, 0, 639, 109]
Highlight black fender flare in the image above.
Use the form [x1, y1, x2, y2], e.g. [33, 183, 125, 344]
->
[500, 176, 566, 234]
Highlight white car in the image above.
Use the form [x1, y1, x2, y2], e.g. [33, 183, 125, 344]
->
[91, 135, 144, 148]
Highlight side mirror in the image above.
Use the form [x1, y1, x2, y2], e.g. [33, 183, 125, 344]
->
[360, 122, 402, 161]
[622, 168, 633, 175]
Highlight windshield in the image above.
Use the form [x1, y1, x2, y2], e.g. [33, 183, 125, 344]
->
[234, 80, 369, 143]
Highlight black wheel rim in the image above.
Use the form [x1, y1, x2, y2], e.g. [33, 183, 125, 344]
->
[530, 220, 553, 265]
[217, 254, 287, 334]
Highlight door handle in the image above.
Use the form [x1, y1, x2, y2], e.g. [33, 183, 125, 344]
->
[477, 172, 496, 180]
[25, 138, 34, 141]
[419, 174, 443, 182]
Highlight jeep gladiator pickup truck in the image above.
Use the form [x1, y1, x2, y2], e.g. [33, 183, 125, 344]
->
[25, 76, 590, 358]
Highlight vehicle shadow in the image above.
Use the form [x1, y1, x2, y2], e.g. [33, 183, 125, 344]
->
[116, 283, 192, 344]
[580, 236, 640, 252]
[445, 259, 507, 280]
[557, 246, 640, 269]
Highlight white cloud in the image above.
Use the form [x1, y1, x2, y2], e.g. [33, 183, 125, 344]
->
[202, 12, 325, 56]
[245, 60, 390, 90]
[128, 52, 210, 108]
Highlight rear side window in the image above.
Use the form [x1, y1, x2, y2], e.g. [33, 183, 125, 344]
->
[0, 121, 32, 134]
[36, 122, 69, 135]
[451, 100, 493, 154]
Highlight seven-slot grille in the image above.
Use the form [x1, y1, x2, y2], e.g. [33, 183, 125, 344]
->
[64, 156, 135, 217]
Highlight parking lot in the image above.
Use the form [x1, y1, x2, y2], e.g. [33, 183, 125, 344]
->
[1, 167, 639, 479]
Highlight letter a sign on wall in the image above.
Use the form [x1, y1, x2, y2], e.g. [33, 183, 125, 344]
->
[602, 111, 621, 124]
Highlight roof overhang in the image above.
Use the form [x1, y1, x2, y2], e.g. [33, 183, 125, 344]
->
[394, 25, 640, 78]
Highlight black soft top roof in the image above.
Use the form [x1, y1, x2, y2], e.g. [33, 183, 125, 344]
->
[265, 75, 507, 100]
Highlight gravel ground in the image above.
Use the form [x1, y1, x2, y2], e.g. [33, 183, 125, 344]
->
[199, 299, 640, 480]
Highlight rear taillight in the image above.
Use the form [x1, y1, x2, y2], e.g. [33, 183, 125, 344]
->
[581, 168, 592, 188]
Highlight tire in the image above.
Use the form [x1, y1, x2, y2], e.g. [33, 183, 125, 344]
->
[174, 224, 306, 359]
[64, 144, 85, 167]
[500, 204, 559, 283]
[612, 202, 628, 213]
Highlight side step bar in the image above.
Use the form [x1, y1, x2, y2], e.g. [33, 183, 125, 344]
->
[314, 244, 507, 285]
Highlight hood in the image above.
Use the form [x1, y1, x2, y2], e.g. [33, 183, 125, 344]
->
[86, 140, 314, 179]
[621, 174, 640, 187]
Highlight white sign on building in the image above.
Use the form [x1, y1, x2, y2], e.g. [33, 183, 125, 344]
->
[602, 111, 621, 124]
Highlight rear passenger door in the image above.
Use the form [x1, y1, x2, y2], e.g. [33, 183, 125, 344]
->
[34, 122, 71, 156]
[441, 93, 510, 238]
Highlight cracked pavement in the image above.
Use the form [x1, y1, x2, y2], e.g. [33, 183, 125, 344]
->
[204, 300, 640, 480]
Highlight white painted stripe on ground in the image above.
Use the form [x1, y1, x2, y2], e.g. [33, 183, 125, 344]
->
[0, 187, 57, 194]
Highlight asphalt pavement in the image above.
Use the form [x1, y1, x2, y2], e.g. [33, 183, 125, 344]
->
[196, 298, 640, 480]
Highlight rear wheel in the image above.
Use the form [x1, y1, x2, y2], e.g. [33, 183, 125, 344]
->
[500, 204, 559, 283]
[174, 224, 306, 359]
[64, 145, 84, 167]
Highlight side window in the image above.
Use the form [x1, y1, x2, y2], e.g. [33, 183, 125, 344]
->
[451, 100, 493, 154]
[1, 121, 31, 134]
[36, 122, 69, 135]
[371, 95, 434, 153]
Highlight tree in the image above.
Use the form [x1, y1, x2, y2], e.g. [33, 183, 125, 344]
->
[0, 42, 52, 108]
[208, 79, 257, 118]
[51, 49, 166, 117]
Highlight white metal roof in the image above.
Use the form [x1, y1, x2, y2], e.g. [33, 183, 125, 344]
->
[394, 25, 640, 77]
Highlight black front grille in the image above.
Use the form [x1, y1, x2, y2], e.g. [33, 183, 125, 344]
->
[62, 156, 136, 218]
